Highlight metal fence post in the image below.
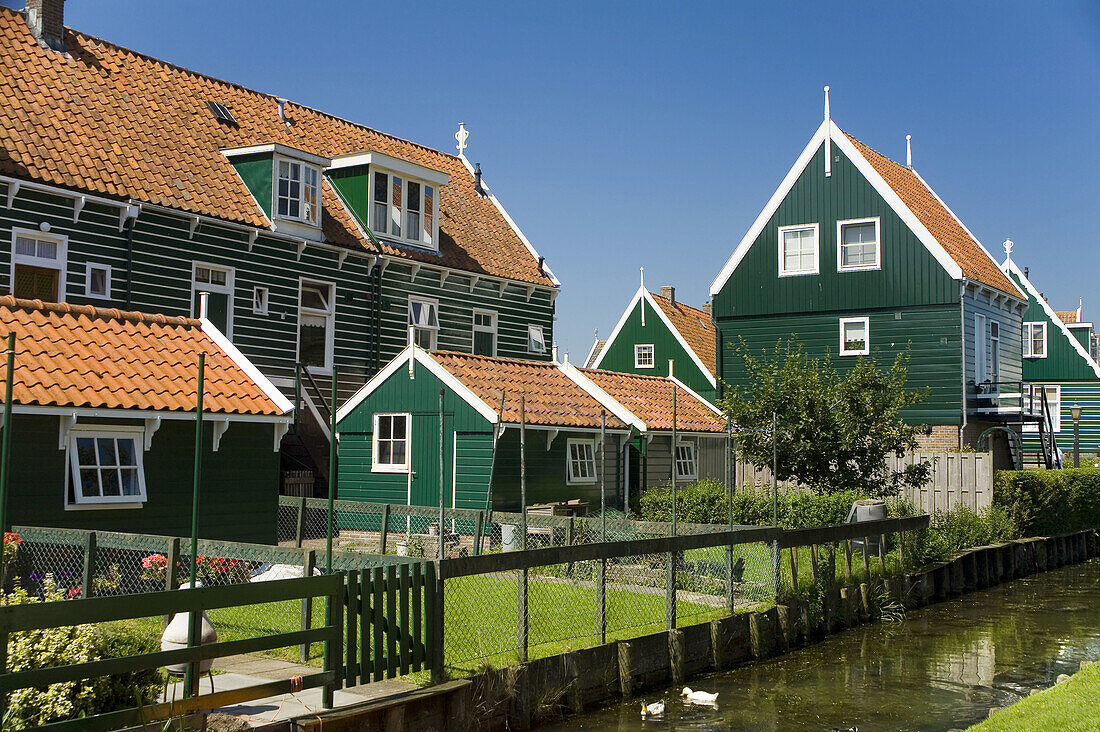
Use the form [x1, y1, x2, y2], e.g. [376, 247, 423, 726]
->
[295, 496, 307, 548]
[185, 352, 205, 699]
[301, 549, 316, 663]
[379, 503, 390, 554]
[597, 558, 607, 644]
[0, 333, 15, 538]
[427, 561, 445, 684]
[666, 550, 676, 630]
[166, 537, 180, 591]
[81, 531, 97, 599]
[473, 510, 484, 556]
[518, 395, 528, 663]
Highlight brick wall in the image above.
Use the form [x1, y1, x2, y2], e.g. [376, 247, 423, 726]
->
[915, 425, 961, 451]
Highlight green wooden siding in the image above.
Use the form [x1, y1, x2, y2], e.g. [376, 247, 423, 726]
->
[961, 288, 1023, 414]
[1009, 269, 1099, 383]
[1020, 381, 1100, 456]
[7, 415, 279, 543]
[712, 141, 957, 319]
[230, 153, 274, 218]
[489, 431, 624, 512]
[454, 432, 494, 510]
[595, 296, 716, 401]
[327, 167, 370, 227]
[718, 306, 963, 425]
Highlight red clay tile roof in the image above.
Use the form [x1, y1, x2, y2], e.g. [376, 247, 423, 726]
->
[430, 351, 628, 430]
[0, 9, 553, 286]
[0, 296, 286, 416]
[578, 368, 725, 433]
[648, 292, 716, 378]
[842, 131, 1024, 299]
[1055, 311, 1079, 325]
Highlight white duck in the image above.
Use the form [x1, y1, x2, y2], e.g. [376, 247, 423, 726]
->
[640, 700, 665, 717]
[681, 687, 719, 704]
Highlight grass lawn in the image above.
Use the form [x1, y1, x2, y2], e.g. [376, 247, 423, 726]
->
[969, 663, 1100, 731]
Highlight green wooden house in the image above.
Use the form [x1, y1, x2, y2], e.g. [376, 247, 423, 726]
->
[335, 348, 728, 513]
[0, 3, 559, 495]
[1002, 249, 1100, 462]
[0, 296, 292, 543]
[710, 91, 1031, 467]
[588, 277, 717, 402]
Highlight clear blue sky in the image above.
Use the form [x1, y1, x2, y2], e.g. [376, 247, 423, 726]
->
[12, 1, 1100, 357]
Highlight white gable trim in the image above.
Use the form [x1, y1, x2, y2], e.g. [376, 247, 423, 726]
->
[591, 285, 646, 370]
[710, 121, 829, 296]
[1002, 259, 1100, 378]
[667, 375, 725, 419]
[336, 346, 501, 424]
[199, 318, 293, 414]
[558, 362, 646, 432]
[583, 336, 604, 368]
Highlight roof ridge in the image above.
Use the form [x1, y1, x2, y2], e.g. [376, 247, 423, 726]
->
[34, 10, 460, 163]
[648, 290, 710, 318]
[0, 295, 199, 327]
[579, 366, 675, 383]
[431, 350, 560, 368]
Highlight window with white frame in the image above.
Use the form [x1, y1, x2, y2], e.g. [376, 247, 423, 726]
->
[1023, 322, 1047, 358]
[1024, 385, 1061, 433]
[528, 324, 546, 354]
[372, 413, 410, 472]
[989, 320, 1001, 385]
[253, 286, 269, 316]
[566, 439, 597, 484]
[192, 264, 234, 338]
[371, 170, 437, 250]
[837, 217, 880, 271]
[299, 281, 334, 371]
[11, 229, 66, 302]
[634, 344, 655, 368]
[840, 317, 869, 356]
[275, 158, 320, 225]
[472, 309, 497, 356]
[85, 263, 111, 300]
[778, 224, 819, 276]
[674, 441, 697, 480]
[409, 297, 439, 349]
[65, 426, 147, 507]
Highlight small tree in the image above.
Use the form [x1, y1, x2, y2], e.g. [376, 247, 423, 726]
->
[720, 338, 931, 497]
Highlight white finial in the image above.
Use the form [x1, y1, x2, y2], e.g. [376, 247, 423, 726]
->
[552, 343, 559, 363]
[639, 266, 645, 288]
[823, 86, 831, 122]
[906, 134, 912, 168]
[823, 86, 832, 178]
[455, 123, 469, 156]
[1003, 238, 1014, 261]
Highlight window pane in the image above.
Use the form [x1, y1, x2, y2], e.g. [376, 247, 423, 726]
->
[101, 469, 121, 496]
[37, 240, 57, 259]
[426, 302, 438, 328]
[14, 237, 35, 257]
[378, 416, 392, 440]
[76, 437, 97, 466]
[423, 187, 434, 246]
[392, 415, 406, 435]
[391, 176, 403, 237]
[89, 267, 108, 295]
[391, 440, 406, 466]
[378, 440, 392, 464]
[844, 321, 867, 351]
[373, 172, 388, 234]
[842, 223, 875, 245]
[409, 301, 421, 325]
[301, 285, 327, 311]
[79, 469, 101, 497]
[299, 315, 328, 368]
[116, 438, 136, 467]
[97, 438, 118, 467]
[119, 469, 139, 496]
[407, 182, 420, 212]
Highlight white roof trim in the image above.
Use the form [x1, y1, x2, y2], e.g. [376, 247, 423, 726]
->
[200, 318, 294, 414]
[592, 285, 716, 386]
[558, 361, 647, 432]
[457, 154, 560, 288]
[711, 121, 830, 295]
[667, 375, 725, 418]
[11, 404, 289, 423]
[583, 336, 604, 368]
[221, 143, 332, 169]
[328, 150, 450, 186]
[336, 346, 500, 425]
[1002, 259, 1100, 378]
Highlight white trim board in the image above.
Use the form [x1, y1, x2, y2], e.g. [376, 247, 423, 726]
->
[200, 317, 294, 413]
[1002, 258, 1100, 378]
[558, 361, 647, 432]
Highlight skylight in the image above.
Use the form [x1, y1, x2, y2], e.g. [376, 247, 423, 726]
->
[207, 101, 238, 127]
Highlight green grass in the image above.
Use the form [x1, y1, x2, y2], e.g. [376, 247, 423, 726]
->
[969, 663, 1100, 731]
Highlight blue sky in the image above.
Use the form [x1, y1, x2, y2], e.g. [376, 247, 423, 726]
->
[13, 1, 1100, 357]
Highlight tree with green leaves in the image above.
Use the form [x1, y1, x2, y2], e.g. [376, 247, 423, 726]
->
[720, 338, 931, 497]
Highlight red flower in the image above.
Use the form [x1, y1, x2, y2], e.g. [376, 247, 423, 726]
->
[67, 585, 82, 599]
[4, 532, 20, 546]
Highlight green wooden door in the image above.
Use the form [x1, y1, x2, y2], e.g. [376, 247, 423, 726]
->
[195, 290, 230, 335]
[409, 413, 452, 510]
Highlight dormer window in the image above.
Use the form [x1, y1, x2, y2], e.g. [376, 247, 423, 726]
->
[276, 158, 320, 225]
[371, 171, 436, 249]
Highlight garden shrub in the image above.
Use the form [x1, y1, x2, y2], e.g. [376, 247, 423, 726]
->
[915, 505, 1015, 564]
[3, 580, 162, 730]
[994, 468, 1100, 537]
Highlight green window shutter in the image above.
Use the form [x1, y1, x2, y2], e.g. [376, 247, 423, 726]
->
[473, 330, 495, 356]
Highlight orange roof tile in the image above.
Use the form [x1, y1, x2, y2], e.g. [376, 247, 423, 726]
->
[1055, 310, 1079, 325]
[842, 131, 1023, 299]
[429, 351, 628, 430]
[579, 369, 725, 433]
[648, 292, 716, 377]
[0, 296, 287, 416]
[0, 9, 553, 286]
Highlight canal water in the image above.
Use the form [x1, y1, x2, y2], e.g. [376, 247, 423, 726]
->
[542, 559, 1100, 731]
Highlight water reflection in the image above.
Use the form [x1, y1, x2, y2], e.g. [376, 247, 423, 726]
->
[543, 559, 1100, 731]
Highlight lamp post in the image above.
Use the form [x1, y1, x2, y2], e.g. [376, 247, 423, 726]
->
[1071, 403, 1082, 468]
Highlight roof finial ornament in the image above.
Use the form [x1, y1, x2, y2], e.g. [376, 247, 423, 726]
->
[824, 86, 832, 178]
[906, 134, 912, 168]
[640, 266, 645, 288]
[455, 123, 469, 156]
[1003, 238, 1014, 262]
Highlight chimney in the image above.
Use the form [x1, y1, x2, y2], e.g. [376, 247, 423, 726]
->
[660, 285, 675, 305]
[25, 0, 66, 52]
[701, 302, 712, 317]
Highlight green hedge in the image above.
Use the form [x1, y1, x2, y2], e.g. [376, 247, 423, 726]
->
[994, 468, 1100, 537]
[636, 480, 870, 529]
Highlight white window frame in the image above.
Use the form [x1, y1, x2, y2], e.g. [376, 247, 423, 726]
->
[10, 227, 67, 301]
[1024, 385, 1061, 433]
[634, 344, 655, 369]
[192, 262, 234, 339]
[252, 286, 269, 316]
[85, 262, 112, 300]
[298, 279, 336, 374]
[836, 217, 881, 272]
[273, 156, 321, 226]
[372, 413, 411, 473]
[528, 324, 547, 354]
[1023, 321, 1047, 358]
[472, 308, 497, 356]
[777, 223, 819, 277]
[566, 438, 597, 484]
[65, 425, 147, 509]
[408, 295, 440, 350]
[369, 169, 440, 251]
[674, 440, 697, 480]
[839, 317, 870, 356]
